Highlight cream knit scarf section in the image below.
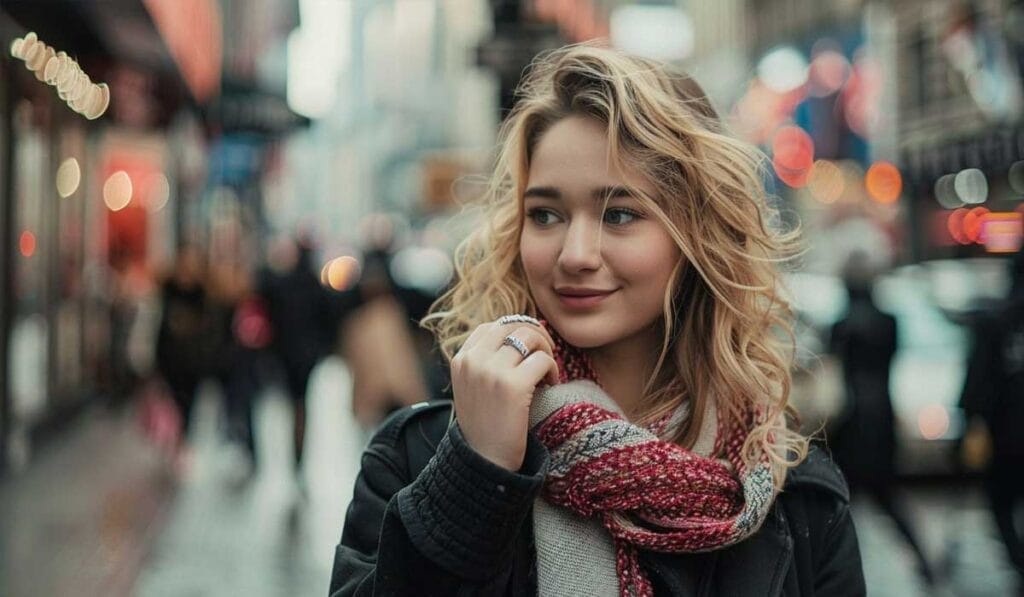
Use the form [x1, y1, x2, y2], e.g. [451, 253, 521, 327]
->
[528, 380, 722, 597]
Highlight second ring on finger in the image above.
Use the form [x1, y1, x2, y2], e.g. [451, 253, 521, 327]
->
[502, 334, 530, 358]
[496, 326, 548, 362]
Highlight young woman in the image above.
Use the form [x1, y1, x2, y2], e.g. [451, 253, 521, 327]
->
[329, 44, 865, 597]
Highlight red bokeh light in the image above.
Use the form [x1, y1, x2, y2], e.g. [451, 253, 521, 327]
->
[947, 208, 969, 244]
[772, 126, 814, 188]
[18, 230, 36, 257]
[963, 207, 991, 243]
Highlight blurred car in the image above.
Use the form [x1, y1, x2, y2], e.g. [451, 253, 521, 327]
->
[785, 258, 1009, 477]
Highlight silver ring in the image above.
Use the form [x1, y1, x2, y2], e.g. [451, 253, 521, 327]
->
[502, 335, 530, 358]
[497, 314, 541, 327]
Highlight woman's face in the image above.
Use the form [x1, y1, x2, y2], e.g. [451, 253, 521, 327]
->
[519, 115, 682, 350]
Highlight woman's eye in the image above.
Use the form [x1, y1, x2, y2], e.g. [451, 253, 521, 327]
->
[603, 208, 640, 225]
[527, 208, 560, 226]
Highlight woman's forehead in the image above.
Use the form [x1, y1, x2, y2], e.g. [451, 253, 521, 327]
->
[527, 116, 657, 197]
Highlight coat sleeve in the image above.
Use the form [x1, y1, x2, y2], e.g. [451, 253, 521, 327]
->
[329, 421, 548, 596]
[812, 498, 866, 596]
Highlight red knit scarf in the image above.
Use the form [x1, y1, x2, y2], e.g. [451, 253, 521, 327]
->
[536, 325, 776, 597]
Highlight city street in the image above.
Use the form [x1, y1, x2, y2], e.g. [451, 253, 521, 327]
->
[0, 357, 1018, 596]
[0, 357, 363, 597]
[3, 1, 1024, 596]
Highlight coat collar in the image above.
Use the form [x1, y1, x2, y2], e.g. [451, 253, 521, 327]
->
[639, 501, 794, 597]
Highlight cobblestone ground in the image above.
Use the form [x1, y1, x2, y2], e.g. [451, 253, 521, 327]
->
[1, 357, 1020, 596]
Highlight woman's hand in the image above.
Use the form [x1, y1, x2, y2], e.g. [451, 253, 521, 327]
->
[451, 319, 560, 471]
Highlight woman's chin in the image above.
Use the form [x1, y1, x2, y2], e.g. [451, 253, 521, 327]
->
[546, 321, 610, 350]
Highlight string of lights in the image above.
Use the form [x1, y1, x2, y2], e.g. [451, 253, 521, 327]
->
[9, 31, 109, 120]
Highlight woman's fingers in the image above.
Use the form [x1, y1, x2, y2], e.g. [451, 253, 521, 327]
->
[496, 315, 557, 351]
[456, 318, 560, 386]
[450, 318, 561, 471]
[460, 322, 491, 353]
[519, 351, 560, 387]
[461, 315, 553, 353]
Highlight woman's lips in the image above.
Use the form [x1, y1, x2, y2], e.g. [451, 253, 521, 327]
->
[555, 290, 616, 309]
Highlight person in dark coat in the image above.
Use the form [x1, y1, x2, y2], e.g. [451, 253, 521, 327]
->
[827, 252, 934, 586]
[211, 260, 271, 470]
[961, 251, 1024, 589]
[329, 45, 864, 596]
[155, 244, 211, 444]
[263, 237, 336, 473]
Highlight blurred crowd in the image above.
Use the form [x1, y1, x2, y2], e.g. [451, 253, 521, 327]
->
[106, 232, 449, 484]
[801, 250, 1024, 589]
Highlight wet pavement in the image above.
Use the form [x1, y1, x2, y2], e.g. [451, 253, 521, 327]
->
[0, 356, 1020, 596]
[855, 483, 1020, 596]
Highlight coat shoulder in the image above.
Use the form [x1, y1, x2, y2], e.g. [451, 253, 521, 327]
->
[783, 445, 850, 503]
[367, 400, 454, 477]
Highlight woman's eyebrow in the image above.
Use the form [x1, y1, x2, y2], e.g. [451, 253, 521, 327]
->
[523, 185, 634, 201]
[523, 186, 561, 200]
[592, 186, 634, 200]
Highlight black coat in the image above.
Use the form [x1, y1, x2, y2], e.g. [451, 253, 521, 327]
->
[329, 402, 865, 596]
[828, 298, 899, 483]
[261, 260, 335, 371]
[961, 296, 1024, 457]
[156, 279, 211, 380]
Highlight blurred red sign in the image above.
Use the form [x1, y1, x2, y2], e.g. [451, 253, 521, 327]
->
[143, 0, 222, 103]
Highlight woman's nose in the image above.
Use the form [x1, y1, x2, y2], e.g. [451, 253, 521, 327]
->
[557, 220, 602, 272]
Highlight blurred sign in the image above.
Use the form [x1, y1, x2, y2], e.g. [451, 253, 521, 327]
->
[476, 23, 562, 75]
[476, 22, 563, 113]
[422, 156, 467, 211]
[902, 126, 1024, 186]
[940, 4, 1023, 122]
[207, 135, 265, 186]
[143, 0, 223, 103]
[205, 89, 309, 136]
[531, 0, 609, 42]
[102, 148, 163, 264]
[981, 212, 1024, 253]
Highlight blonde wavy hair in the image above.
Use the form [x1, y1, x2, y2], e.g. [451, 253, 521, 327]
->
[422, 43, 807, 489]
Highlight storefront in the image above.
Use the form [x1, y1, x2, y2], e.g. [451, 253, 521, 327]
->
[894, 0, 1024, 264]
[0, 1, 218, 472]
[0, 18, 112, 469]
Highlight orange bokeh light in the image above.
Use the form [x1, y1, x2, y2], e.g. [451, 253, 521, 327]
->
[326, 256, 361, 291]
[18, 230, 36, 257]
[865, 161, 902, 204]
[807, 160, 844, 203]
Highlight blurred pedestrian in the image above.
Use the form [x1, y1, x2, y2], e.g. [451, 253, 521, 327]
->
[330, 45, 864, 596]
[341, 249, 430, 430]
[961, 251, 1024, 590]
[828, 252, 935, 586]
[263, 237, 336, 477]
[155, 244, 211, 457]
[209, 259, 267, 473]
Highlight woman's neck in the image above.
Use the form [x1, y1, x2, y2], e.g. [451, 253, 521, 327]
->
[586, 324, 663, 421]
